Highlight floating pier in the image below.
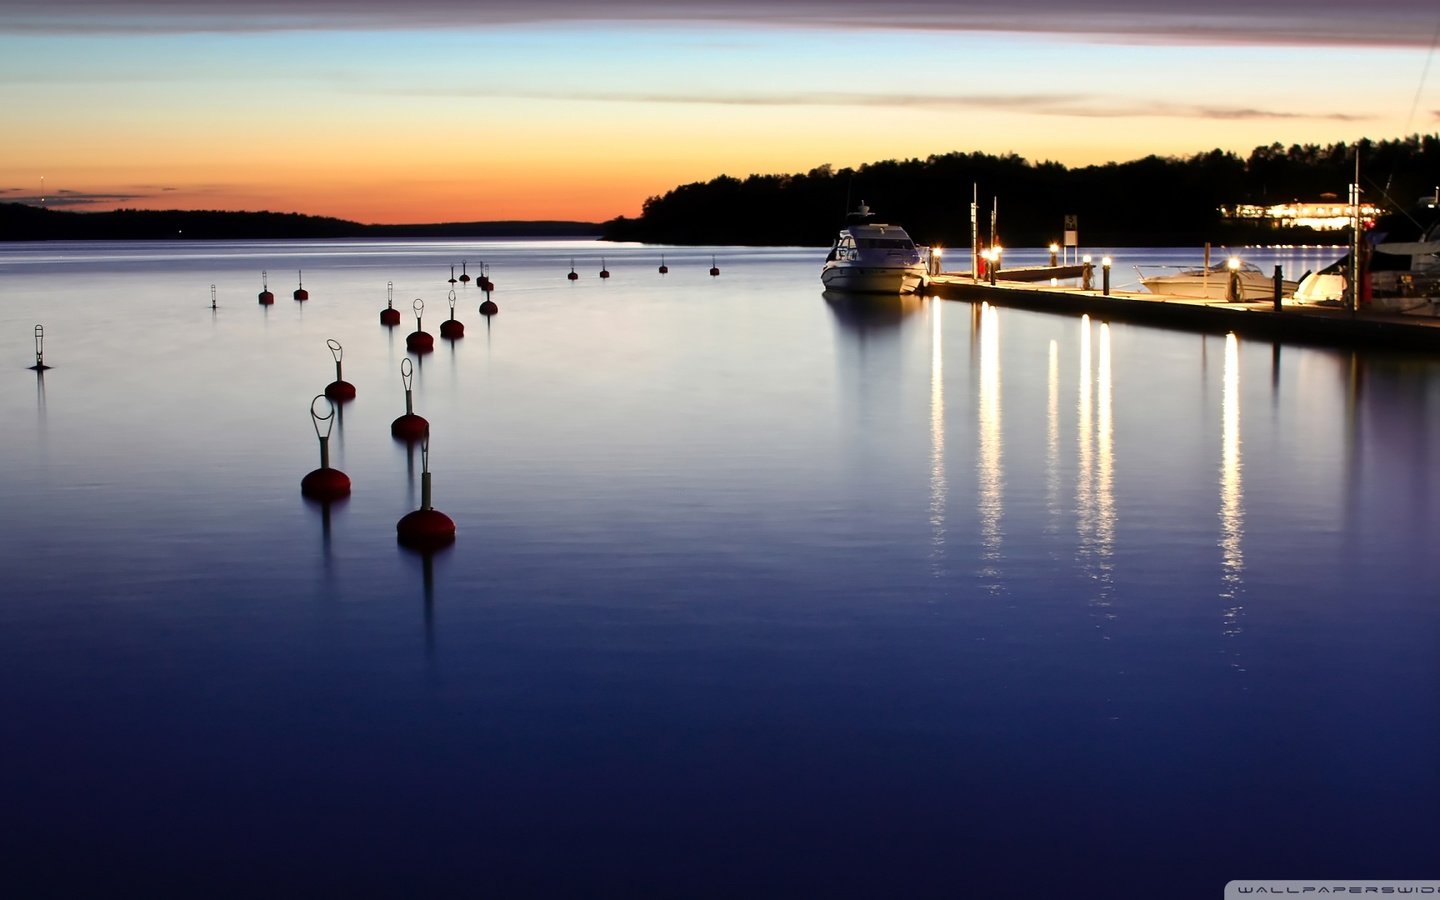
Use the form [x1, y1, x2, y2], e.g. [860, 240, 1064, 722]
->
[923, 274, 1440, 353]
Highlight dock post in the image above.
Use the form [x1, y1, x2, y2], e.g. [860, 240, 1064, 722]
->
[1273, 265, 1283, 311]
[1081, 258, 1094, 291]
[1102, 257, 1112, 296]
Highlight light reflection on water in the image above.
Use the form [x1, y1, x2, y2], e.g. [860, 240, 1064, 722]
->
[1, 239, 1437, 897]
[1221, 331, 1245, 645]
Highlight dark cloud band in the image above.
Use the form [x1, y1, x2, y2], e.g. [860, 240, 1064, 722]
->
[2, 1, 1437, 48]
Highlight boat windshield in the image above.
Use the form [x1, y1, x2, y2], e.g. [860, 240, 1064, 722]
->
[857, 238, 915, 250]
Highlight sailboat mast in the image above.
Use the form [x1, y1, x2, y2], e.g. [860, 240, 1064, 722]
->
[1349, 147, 1362, 314]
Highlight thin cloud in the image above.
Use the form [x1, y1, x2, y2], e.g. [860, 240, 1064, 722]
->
[388, 85, 1370, 122]
[4, 190, 151, 207]
[2, 1, 1437, 48]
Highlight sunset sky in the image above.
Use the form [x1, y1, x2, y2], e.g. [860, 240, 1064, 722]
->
[2, 1, 1437, 224]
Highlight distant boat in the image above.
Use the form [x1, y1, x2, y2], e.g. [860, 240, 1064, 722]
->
[1138, 260, 1296, 301]
[821, 203, 927, 295]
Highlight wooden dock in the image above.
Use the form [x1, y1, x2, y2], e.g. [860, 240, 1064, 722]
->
[922, 274, 1440, 353]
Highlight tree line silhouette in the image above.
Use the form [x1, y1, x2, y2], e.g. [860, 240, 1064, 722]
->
[602, 134, 1440, 248]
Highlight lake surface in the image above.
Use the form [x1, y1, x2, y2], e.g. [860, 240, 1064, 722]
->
[1, 239, 1435, 898]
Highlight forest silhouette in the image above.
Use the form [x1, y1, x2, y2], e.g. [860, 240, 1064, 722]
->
[602, 134, 1440, 247]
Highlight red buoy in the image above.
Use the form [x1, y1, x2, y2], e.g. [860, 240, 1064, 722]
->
[391, 358, 429, 441]
[478, 263, 494, 292]
[397, 507, 455, 548]
[479, 298, 498, 317]
[440, 289, 465, 338]
[709, 256, 720, 277]
[324, 338, 356, 401]
[381, 281, 401, 325]
[599, 257, 610, 279]
[407, 298, 434, 353]
[258, 270, 274, 305]
[294, 269, 309, 301]
[397, 435, 455, 549]
[302, 466, 351, 500]
[459, 260, 471, 284]
[658, 255, 668, 275]
[301, 395, 351, 500]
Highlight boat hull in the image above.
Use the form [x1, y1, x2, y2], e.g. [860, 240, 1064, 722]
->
[821, 264, 926, 295]
[1142, 273, 1297, 301]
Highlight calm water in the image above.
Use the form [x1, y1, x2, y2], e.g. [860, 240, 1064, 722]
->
[1, 239, 1435, 898]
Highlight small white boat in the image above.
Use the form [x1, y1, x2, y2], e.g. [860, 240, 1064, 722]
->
[821, 203, 927, 295]
[1138, 260, 1297, 301]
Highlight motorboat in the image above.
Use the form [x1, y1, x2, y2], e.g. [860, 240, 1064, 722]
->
[1293, 199, 1440, 308]
[821, 203, 927, 294]
[1138, 259, 1297, 301]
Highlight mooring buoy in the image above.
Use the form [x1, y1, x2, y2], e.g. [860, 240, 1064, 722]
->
[440, 289, 465, 339]
[324, 338, 356, 401]
[301, 394, 351, 500]
[28, 324, 52, 371]
[396, 432, 455, 549]
[391, 357, 429, 441]
[406, 298, 434, 353]
[381, 281, 401, 326]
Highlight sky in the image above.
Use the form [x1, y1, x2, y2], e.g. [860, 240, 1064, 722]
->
[1, 1, 1438, 224]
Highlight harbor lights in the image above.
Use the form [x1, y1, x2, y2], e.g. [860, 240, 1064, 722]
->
[983, 247, 1002, 285]
[1082, 254, 1094, 291]
[1226, 256, 1242, 302]
[930, 246, 943, 277]
[1102, 257, 1112, 296]
[1049, 242, 1060, 267]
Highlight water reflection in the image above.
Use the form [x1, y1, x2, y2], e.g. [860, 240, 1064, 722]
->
[1077, 317, 1116, 613]
[822, 291, 922, 335]
[1046, 339, 1059, 534]
[1220, 333, 1245, 641]
[929, 299, 946, 572]
[977, 302, 1003, 583]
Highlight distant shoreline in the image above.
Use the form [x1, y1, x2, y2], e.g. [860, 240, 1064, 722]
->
[0, 203, 604, 242]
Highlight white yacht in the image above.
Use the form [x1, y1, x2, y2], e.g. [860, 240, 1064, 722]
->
[821, 203, 927, 294]
[1138, 260, 1297, 301]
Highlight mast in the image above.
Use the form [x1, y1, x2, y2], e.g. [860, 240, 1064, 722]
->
[1349, 146, 1362, 314]
[970, 184, 979, 283]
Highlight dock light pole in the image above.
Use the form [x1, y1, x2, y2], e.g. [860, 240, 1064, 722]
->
[1102, 257, 1112, 296]
[1049, 243, 1059, 267]
[1226, 257, 1242, 303]
[1082, 255, 1094, 291]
